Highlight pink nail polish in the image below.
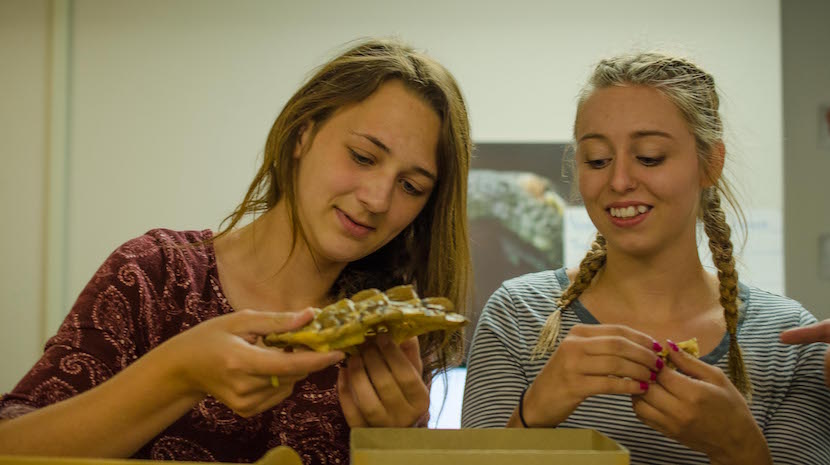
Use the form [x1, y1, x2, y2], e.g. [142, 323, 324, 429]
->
[667, 340, 679, 352]
[640, 381, 649, 391]
[652, 341, 663, 352]
[656, 357, 664, 370]
[650, 371, 657, 382]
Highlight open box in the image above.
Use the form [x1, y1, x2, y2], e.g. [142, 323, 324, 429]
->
[351, 428, 629, 465]
[0, 428, 628, 465]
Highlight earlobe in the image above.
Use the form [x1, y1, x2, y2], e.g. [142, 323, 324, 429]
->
[701, 141, 725, 188]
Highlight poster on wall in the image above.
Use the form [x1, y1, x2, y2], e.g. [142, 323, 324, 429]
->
[464, 143, 573, 360]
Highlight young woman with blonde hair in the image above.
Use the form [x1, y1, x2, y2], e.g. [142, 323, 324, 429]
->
[0, 38, 472, 464]
[462, 52, 830, 464]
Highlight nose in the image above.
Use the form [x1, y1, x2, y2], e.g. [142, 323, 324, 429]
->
[356, 173, 394, 214]
[609, 156, 637, 193]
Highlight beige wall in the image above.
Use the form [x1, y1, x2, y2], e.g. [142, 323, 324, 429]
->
[0, 0, 49, 392]
[1, 0, 789, 393]
[783, 0, 830, 320]
[63, 0, 784, 326]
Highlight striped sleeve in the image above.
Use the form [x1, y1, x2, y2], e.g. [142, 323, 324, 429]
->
[461, 284, 528, 428]
[764, 309, 830, 464]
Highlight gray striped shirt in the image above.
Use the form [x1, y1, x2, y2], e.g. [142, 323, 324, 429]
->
[461, 268, 830, 464]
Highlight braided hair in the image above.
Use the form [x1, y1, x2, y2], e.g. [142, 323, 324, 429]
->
[533, 52, 751, 399]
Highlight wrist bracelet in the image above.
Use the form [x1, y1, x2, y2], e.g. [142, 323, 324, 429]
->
[518, 386, 530, 428]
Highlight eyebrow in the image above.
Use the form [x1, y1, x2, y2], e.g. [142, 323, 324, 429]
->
[632, 130, 674, 140]
[413, 166, 438, 183]
[578, 130, 674, 143]
[351, 130, 438, 183]
[352, 131, 392, 153]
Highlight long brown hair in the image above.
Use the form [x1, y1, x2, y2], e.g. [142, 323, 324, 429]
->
[216, 38, 473, 375]
[533, 52, 751, 399]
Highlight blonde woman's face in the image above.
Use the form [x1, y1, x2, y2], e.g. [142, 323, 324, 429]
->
[574, 85, 708, 258]
[292, 80, 440, 266]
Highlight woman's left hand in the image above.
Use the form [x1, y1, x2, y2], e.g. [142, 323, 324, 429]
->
[337, 335, 430, 427]
[631, 343, 771, 465]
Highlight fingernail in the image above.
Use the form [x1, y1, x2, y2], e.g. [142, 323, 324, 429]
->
[667, 340, 679, 352]
[650, 371, 657, 382]
[656, 357, 664, 371]
[652, 341, 663, 352]
[640, 381, 649, 391]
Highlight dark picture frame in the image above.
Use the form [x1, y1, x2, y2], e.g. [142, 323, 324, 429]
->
[463, 142, 574, 362]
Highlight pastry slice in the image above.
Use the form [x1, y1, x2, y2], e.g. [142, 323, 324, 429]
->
[263, 284, 467, 353]
[658, 338, 700, 369]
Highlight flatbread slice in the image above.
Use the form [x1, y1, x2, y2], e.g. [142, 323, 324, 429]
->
[263, 284, 467, 353]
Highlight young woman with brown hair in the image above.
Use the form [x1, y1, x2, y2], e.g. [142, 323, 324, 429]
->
[0, 38, 472, 464]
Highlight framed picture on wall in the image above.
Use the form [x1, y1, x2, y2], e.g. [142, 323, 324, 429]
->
[463, 142, 575, 362]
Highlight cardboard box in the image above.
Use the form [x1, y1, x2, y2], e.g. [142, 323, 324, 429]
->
[0, 446, 303, 465]
[351, 428, 629, 465]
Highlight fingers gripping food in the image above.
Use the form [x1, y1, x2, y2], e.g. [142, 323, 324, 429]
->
[264, 285, 468, 353]
[657, 338, 700, 369]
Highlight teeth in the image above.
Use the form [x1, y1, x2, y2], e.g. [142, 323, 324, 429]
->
[610, 206, 649, 218]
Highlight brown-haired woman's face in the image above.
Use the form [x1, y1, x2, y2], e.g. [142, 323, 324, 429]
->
[574, 85, 707, 257]
[292, 80, 440, 266]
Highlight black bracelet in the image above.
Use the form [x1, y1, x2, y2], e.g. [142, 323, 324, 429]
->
[518, 386, 530, 428]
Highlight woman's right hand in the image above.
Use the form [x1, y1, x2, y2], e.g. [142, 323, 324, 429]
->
[517, 324, 663, 427]
[0, 309, 345, 457]
[157, 308, 345, 417]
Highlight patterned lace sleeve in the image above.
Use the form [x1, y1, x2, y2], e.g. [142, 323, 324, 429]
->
[0, 234, 166, 419]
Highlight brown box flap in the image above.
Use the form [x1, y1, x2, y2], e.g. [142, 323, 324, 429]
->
[351, 428, 629, 465]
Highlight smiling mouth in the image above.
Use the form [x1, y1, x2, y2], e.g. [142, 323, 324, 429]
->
[335, 208, 375, 237]
[608, 205, 651, 219]
[340, 210, 373, 229]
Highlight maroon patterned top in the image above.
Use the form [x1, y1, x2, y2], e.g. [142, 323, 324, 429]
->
[0, 229, 350, 464]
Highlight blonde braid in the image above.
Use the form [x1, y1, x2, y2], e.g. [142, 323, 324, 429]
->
[702, 187, 751, 399]
[531, 233, 607, 359]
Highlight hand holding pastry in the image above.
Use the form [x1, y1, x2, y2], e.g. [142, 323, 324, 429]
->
[631, 341, 771, 465]
[336, 335, 429, 427]
[517, 324, 663, 428]
[159, 309, 345, 417]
